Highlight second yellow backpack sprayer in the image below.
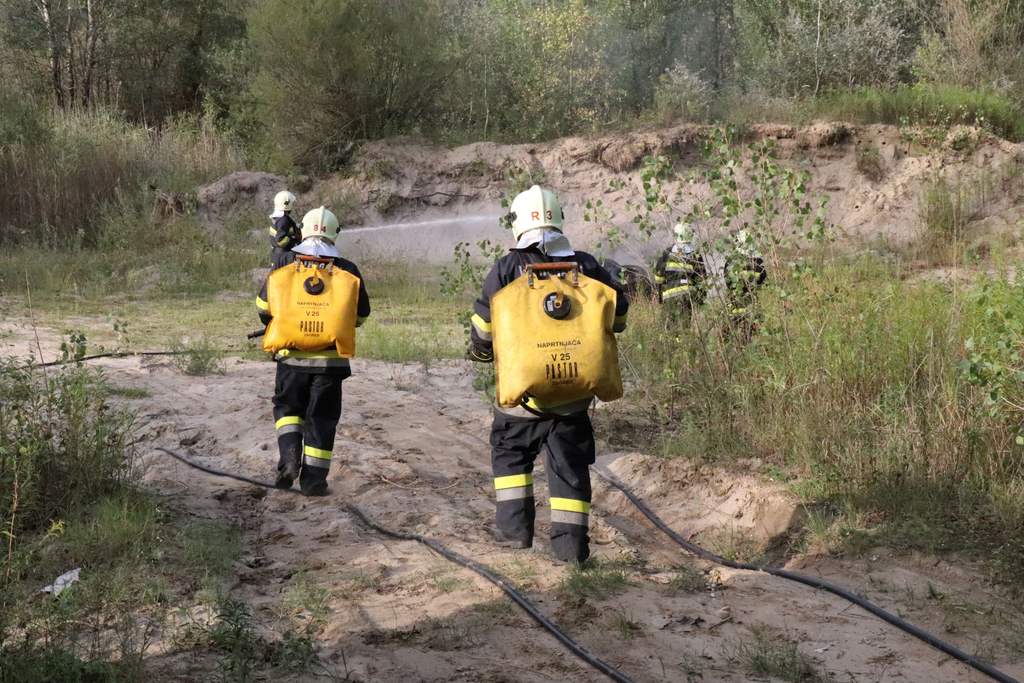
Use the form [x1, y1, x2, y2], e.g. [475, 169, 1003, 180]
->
[490, 262, 623, 409]
[262, 256, 361, 356]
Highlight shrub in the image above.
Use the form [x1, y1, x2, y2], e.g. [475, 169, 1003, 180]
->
[249, 0, 455, 160]
[0, 357, 138, 538]
[741, 0, 911, 97]
[598, 130, 1024, 589]
[171, 336, 226, 376]
[0, 110, 244, 246]
[916, 171, 990, 261]
[655, 63, 714, 123]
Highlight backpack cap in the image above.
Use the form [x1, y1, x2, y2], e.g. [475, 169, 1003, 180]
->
[509, 185, 564, 240]
[300, 206, 340, 243]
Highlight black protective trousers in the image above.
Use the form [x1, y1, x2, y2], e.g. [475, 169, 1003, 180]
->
[490, 410, 595, 563]
[272, 364, 344, 493]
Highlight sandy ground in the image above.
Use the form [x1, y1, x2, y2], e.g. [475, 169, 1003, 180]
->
[6, 314, 1022, 683]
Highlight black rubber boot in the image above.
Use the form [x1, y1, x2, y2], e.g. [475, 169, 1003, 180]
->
[493, 528, 532, 550]
[276, 442, 301, 490]
[301, 481, 329, 497]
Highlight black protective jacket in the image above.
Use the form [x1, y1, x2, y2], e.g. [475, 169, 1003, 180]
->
[653, 245, 708, 303]
[269, 214, 300, 253]
[256, 251, 371, 377]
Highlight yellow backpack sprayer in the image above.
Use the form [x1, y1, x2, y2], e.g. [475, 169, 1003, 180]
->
[491, 262, 623, 409]
[262, 256, 361, 356]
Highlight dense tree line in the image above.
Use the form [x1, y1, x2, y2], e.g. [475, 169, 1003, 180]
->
[3, 0, 1024, 160]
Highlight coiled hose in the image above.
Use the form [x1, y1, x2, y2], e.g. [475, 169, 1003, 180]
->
[157, 448, 636, 683]
[591, 466, 1020, 683]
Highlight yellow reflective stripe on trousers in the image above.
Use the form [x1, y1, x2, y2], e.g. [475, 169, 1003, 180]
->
[471, 313, 492, 341]
[494, 473, 533, 490]
[662, 285, 690, 298]
[471, 314, 492, 333]
[275, 416, 306, 430]
[615, 313, 628, 325]
[256, 296, 270, 311]
[304, 445, 332, 461]
[549, 497, 590, 514]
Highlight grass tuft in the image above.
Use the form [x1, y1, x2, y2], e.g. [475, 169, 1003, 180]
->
[666, 564, 708, 594]
[727, 629, 819, 682]
[171, 336, 226, 376]
[559, 561, 629, 601]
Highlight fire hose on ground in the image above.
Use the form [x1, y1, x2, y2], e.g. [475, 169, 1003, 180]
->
[156, 447, 1020, 683]
[33, 330, 266, 369]
[590, 466, 1020, 683]
[157, 447, 637, 683]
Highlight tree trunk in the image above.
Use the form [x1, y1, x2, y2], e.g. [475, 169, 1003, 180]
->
[82, 0, 100, 108]
[35, 0, 65, 108]
[65, 0, 77, 108]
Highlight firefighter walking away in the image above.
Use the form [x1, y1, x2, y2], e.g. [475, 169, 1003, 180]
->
[467, 185, 628, 564]
[256, 206, 370, 496]
[269, 190, 301, 267]
[654, 223, 707, 310]
[723, 229, 767, 329]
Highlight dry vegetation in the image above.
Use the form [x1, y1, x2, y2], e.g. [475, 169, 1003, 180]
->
[4, 0, 1024, 678]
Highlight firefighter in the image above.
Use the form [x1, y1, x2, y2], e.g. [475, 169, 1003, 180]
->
[467, 186, 629, 564]
[653, 223, 707, 308]
[269, 191, 300, 266]
[256, 206, 370, 496]
[723, 229, 767, 323]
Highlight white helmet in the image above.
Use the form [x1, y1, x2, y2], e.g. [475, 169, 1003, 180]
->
[300, 206, 340, 243]
[274, 191, 296, 212]
[508, 185, 564, 240]
[673, 223, 693, 243]
[734, 229, 759, 257]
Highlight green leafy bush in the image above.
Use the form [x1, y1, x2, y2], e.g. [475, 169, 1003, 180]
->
[0, 358, 138, 537]
[602, 130, 1024, 588]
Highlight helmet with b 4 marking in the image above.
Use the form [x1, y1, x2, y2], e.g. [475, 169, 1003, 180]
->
[300, 206, 339, 243]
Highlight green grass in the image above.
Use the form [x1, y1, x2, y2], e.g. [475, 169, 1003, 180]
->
[714, 84, 1024, 142]
[558, 561, 630, 600]
[666, 564, 708, 595]
[2, 259, 466, 366]
[429, 568, 471, 593]
[726, 630, 818, 682]
[356, 262, 466, 363]
[915, 170, 993, 262]
[171, 336, 227, 376]
[0, 358, 252, 682]
[603, 251, 1024, 591]
[179, 522, 243, 575]
[605, 609, 643, 639]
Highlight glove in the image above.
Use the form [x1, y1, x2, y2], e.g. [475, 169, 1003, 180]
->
[467, 343, 493, 363]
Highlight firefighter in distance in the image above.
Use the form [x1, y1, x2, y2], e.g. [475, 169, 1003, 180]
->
[256, 206, 370, 496]
[653, 223, 707, 309]
[468, 185, 629, 564]
[269, 190, 301, 267]
[723, 228, 767, 319]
